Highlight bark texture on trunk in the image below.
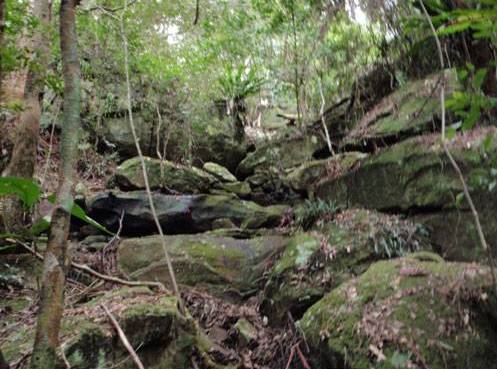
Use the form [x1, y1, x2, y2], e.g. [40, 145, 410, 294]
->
[29, 1, 80, 368]
[233, 97, 246, 143]
[0, 0, 5, 98]
[0, 349, 8, 369]
[1, 0, 50, 231]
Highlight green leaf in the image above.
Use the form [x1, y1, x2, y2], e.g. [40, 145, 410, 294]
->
[446, 127, 457, 140]
[462, 102, 480, 130]
[0, 177, 41, 208]
[455, 192, 465, 207]
[47, 194, 114, 236]
[482, 133, 494, 152]
[390, 350, 410, 368]
[473, 68, 487, 90]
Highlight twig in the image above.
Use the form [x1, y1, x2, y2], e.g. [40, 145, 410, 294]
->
[317, 77, 334, 156]
[9, 238, 166, 291]
[101, 304, 145, 369]
[193, 0, 200, 25]
[119, 0, 184, 312]
[40, 102, 60, 189]
[419, 0, 497, 291]
[284, 342, 311, 369]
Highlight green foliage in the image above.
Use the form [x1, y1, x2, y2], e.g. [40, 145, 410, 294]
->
[435, 1, 497, 41]
[0, 177, 112, 235]
[218, 63, 264, 99]
[0, 177, 41, 208]
[372, 223, 426, 258]
[294, 198, 338, 229]
[446, 65, 497, 135]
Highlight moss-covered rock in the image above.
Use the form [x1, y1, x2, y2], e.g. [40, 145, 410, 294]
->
[316, 128, 497, 260]
[236, 134, 323, 178]
[262, 209, 430, 323]
[203, 162, 237, 182]
[285, 152, 367, 194]
[117, 234, 288, 298]
[113, 156, 217, 193]
[299, 254, 497, 369]
[87, 191, 289, 236]
[2, 287, 229, 369]
[343, 70, 460, 148]
[192, 132, 247, 174]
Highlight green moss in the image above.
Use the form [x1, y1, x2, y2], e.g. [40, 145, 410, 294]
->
[114, 156, 217, 193]
[263, 210, 430, 323]
[299, 255, 497, 369]
[272, 234, 320, 275]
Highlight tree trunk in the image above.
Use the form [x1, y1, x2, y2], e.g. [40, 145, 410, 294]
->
[0, 0, 6, 99]
[29, 1, 80, 368]
[1, 0, 50, 231]
[233, 97, 246, 143]
[0, 349, 8, 369]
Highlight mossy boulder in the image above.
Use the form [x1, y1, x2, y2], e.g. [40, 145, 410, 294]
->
[236, 134, 323, 178]
[316, 128, 497, 260]
[87, 191, 289, 236]
[117, 234, 288, 297]
[285, 152, 367, 194]
[203, 162, 237, 182]
[299, 253, 497, 369]
[192, 132, 247, 174]
[343, 69, 460, 148]
[113, 156, 217, 193]
[262, 209, 430, 323]
[216, 181, 251, 198]
[2, 287, 229, 369]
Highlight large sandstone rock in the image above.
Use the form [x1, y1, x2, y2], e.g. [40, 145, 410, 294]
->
[117, 234, 288, 297]
[113, 156, 217, 193]
[192, 132, 247, 174]
[343, 69, 460, 149]
[299, 253, 497, 369]
[316, 128, 497, 260]
[236, 134, 323, 178]
[284, 152, 367, 194]
[2, 287, 228, 369]
[87, 191, 289, 236]
[262, 209, 430, 323]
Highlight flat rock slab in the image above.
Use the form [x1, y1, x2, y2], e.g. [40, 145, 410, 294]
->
[87, 191, 288, 236]
[117, 234, 288, 297]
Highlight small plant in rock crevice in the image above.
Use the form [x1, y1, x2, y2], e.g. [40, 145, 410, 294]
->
[293, 198, 339, 230]
[372, 223, 429, 258]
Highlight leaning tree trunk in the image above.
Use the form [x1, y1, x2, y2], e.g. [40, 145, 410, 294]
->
[1, 0, 50, 231]
[30, 1, 80, 368]
[232, 96, 246, 143]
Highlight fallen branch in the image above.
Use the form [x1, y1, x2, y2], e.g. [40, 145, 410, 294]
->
[419, 0, 497, 291]
[9, 238, 166, 291]
[101, 304, 145, 369]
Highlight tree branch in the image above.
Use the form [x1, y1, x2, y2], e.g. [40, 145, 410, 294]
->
[9, 238, 166, 291]
[418, 0, 497, 290]
[101, 304, 145, 369]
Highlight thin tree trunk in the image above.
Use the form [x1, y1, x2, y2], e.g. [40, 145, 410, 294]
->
[233, 97, 246, 143]
[2, 0, 50, 230]
[0, 349, 8, 369]
[0, 0, 6, 100]
[30, 1, 81, 368]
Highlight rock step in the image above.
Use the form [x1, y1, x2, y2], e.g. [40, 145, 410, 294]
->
[85, 191, 289, 236]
